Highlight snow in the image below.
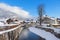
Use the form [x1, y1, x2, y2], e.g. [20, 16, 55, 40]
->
[0, 18, 20, 27]
[4, 24, 19, 26]
[36, 23, 60, 33]
[0, 22, 19, 26]
[0, 18, 6, 21]
[29, 27, 60, 40]
[0, 19, 21, 34]
[0, 22, 5, 28]
[41, 26, 60, 33]
[0, 22, 5, 26]
[0, 25, 22, 34]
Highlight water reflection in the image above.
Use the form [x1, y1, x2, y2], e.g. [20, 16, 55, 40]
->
[19, 28, 45, 40]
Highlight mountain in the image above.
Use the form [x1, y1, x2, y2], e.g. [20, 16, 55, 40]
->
[0, 8, 25, 20]
[0, 8, 18, 18]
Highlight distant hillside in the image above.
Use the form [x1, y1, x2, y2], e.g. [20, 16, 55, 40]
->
[0, 8, 18, 18]
[0, 8, 26, 20]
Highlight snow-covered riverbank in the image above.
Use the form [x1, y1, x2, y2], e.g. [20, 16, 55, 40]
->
[29, 27, 60, 40]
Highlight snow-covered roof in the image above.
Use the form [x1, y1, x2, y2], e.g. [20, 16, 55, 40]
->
[50, 17, 55, 20]
[43, 15, 55, 20]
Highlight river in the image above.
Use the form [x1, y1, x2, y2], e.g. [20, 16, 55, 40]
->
[18, 28, 45, 40]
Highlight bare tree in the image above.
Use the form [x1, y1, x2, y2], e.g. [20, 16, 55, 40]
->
[38, 4, 44, 25]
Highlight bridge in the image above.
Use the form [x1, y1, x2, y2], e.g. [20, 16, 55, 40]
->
[0, 24, 24, 40]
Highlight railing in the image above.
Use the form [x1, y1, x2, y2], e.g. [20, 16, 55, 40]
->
[0, 24, 23, 40]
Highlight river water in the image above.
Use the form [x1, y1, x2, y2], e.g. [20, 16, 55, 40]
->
[19, 28, 45, 40]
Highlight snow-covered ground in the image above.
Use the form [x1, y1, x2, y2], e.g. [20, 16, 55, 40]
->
[0, 25, 22, 34]
[0, 22, 5, 28]
[0, 21, 22, 34]
[0, 18, 20, 28]
[36, 23, 60, 33]
[0, 22, 5, 26]
[0, 22, 18, 27]
[29, 27, 60, 40]
[41, 25, 60, 34]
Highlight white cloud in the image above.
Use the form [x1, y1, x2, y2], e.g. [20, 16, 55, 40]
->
[0, 3, 31, 18]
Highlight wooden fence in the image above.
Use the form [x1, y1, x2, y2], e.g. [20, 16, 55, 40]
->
[0, 24, 23, 40]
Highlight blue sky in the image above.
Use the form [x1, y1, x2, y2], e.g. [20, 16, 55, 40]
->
[0, 0, 60, 17]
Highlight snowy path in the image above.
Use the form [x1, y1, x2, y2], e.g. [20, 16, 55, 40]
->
[29, 27, 60, 40]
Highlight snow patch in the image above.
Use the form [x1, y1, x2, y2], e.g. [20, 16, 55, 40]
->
[29, 27, 60, 40]
[42, 26, 60, 33]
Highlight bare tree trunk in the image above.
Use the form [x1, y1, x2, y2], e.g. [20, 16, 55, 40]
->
[38, 4, 44, 26]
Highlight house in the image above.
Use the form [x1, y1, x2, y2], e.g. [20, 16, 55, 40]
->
[37, 15, 60, 27]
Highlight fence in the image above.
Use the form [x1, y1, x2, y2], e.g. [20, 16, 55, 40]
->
[0, 24, 23, 40]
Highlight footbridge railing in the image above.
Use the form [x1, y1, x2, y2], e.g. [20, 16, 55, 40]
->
[0, 24, 23, 40]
